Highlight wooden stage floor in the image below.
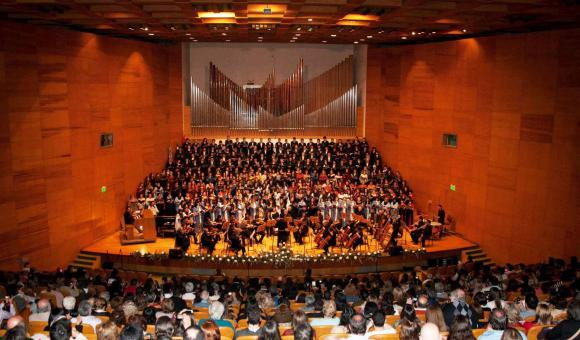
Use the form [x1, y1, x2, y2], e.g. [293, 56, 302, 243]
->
[84, 229, 476, 259]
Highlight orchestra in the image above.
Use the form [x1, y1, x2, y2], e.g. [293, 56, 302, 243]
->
[130, 138, 447, 256]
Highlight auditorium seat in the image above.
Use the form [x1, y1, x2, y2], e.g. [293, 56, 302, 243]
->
[319, 334, 349, 340]
[219, 326, 235, 339]
[29, 321, 48, 334]
[312, 325, 336, 340]
[527, 325, 554, 340]
[368, 334, 398, 340]
[385, 315, 400, 326]
[235, 336, 258, 340]
[472, 329, 486, 338]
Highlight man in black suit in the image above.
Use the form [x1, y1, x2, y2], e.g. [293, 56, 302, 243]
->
[276, 213, 289, 247]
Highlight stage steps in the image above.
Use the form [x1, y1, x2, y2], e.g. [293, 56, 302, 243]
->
[70, 251, 101, 269]
[463, 246, 495, 267]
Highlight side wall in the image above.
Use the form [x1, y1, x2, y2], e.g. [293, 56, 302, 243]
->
[0, 22, 182, 270]
[366, 29, 580, 264]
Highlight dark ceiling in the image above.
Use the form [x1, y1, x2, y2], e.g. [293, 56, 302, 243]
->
[1, 0, 579, 44]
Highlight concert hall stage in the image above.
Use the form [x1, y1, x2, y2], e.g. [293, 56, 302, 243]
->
[83, 230, 477, 277]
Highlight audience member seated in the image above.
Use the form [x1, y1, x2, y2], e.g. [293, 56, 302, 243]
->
[366, 311, 396, 336]
[545, 300, 580, 340]
[347, 314, 367, 340]
[442, 289, 478, 329]
[522, 302, 553, 333]
[309, 300, 340, 326]
[426, 304, 448, 333]
[72, 300, 102, 332]
[478, 309, 527, 340]
[400, 318, 421, 340]
[420, 322, 442, 340]
[447, 315, 476, 340]
[234, 309, 262, 339]
[28, 299, 50, 322]
[199, 301, 235, 331]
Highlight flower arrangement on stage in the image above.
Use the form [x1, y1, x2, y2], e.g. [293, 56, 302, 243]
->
[130, 244, 426, 268]
[404, 248, 427, 257]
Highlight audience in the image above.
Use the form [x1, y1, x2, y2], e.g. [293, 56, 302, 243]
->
[0, 254, 577, 340]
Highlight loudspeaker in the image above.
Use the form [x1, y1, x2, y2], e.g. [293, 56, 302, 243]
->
[388, 245, 404, 256]
[169, 248, 184, 259]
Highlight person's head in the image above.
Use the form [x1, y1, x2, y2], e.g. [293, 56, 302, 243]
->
[248, 308, 262, 326]
[339, 305, 355, 326]
[524, 294, 538, 310]
[209, 301, 225, 320]
[420, 323, 441, 340]
[500, 328, 523, 340]
[426, 304, 447, 332]
[489, 309, 508, 331]
[399, 318, 421, 340]
[348, 314, 366, 335]
[567, 300, 580, 321]
[535, 303, 552, 325]
[37, 299, 51, 313]
[371, 311, 385, 328]
[417, 295, 429, 309]
[155, 316, 175, 338]
[4, 325, 26, 340]
[161, 298, 175, 314]
[184, 327, 203, 340]
[505, 303, 522, 324]
[94, 297, 107, 311]
[322, 300, 337, 318]
[63, 296, 76, 311]
[97, 321, 120, 340]
[122, 301, 139, 321]
[50, 319, 71, 340]
[258, 320, 280, 340]
[78, 300, 92, 317]
[185, 282, 194, 293]
[201, 320, 221, 340]
[200, 290, 210, 301]
[450, 289, 466, 303]
[363, 301, 378, 319]
[292, 309, 308, 329]
[6, 316, 25, 330]
[293, 323, 313, 340]
[401, 303, 417, 322]
[120, 325, 144, 340]
[447, 315, 475, 340]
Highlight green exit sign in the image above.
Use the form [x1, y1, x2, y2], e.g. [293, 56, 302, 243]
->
[101, 186, 107, 193]
[450, 184, 456, 191]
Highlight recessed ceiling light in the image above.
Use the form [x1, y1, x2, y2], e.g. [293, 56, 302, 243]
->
[186, 33, 191, 36]
[354, 41, 359, 44]
[226, 39, 230, 42]
[128, 27, 134, 31]
[401, 36, 407, 40]
[331, 34, 337, 37]
[148, 33, 155, 36]
[141, 27, 149, 31]
[193, 40, 198, 42]
[431, 31, 436, 34]
[290, 40, 295, 43]
[322, 40, 327, 43]
[411, 31, 416, 35]
[222, 32, 227, 36]
[462, 29, 467, 33]
[378, 30, 384, 34]
[308, 18, 313, 22]
[297, 27, 302, 31]
[360, 38, 365, 41]
[367, 35, 373, 38]
[295, 33, 301, 36]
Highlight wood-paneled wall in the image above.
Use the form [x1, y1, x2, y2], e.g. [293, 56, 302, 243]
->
[366, 29, 580, 264]
[0, 22, 182, 270]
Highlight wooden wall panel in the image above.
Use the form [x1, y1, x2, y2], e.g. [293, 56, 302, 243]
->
[366, 29, 580, 265]
[0, 22, 182, 270]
